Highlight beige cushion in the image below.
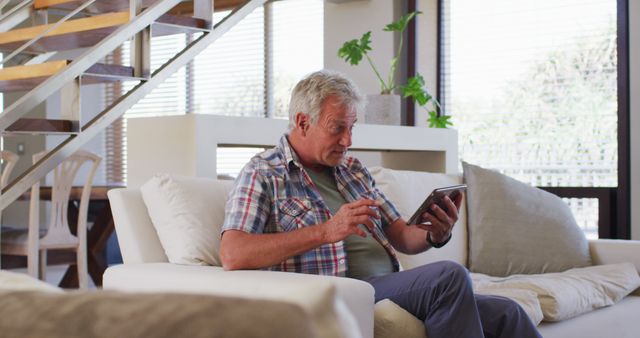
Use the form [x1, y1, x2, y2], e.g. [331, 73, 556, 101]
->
[0, 290, 340, 338]
[369, 167, 467, 268]
[374, 299, 427, 338]
[473, 286, 544, 326]
[471, 263, 640, 321]
[140, 174, 234, 266]
[0, 270, 62, 293]
[463, 161, 591, 276]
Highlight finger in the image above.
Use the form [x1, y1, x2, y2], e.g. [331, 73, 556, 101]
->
[351, 205, 381, 219]
[421, 212, 449, 233]
[430, 204, 452, 225]
[454, 192, 463, 209]
[442, 196, 459, 220]
[348, 198, 379, 208]
[353, 216, 375, 231]
[351, 224, 368, 238]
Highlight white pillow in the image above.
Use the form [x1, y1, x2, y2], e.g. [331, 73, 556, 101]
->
[140, 174, 234, 266]
[471, 263, 640, 321]
[369, 167, 467, 268]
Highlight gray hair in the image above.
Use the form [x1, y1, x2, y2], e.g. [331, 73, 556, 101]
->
[288, 70, 364, 129]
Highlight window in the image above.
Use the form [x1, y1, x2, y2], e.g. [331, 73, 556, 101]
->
[105, 0, 324, 183]
[441, 0, 618, 238]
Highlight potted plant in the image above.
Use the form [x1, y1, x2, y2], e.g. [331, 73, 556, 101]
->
[338, 11, 452, 128]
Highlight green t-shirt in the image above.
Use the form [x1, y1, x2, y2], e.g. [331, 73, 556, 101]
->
[305, 167, 394, 280]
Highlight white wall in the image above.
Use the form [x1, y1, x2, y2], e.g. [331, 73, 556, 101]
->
[630, 0, 639, 239]
[416, 0, 439, 127]
[324, 0, 397, 96]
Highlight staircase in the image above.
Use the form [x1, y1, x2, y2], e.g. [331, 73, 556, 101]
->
[0, 0, 265, 211]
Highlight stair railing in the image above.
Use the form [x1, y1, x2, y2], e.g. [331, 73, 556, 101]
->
[0, 0, 31, 32]
[1, 0, 98, 66]
[0, 0, 266, 210]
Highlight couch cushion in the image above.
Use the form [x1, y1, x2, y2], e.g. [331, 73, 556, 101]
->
[471, 263, 640, 322]
[473, 287, 544, 326]
[374, 299, 427, 338]
[0, 270, 62, 293]
[463, 162, 591, 276]
[537, 295, 640, 338]
[140, 174, 234, 266]
[369, 167, 467, 268]
[0, 290, 341, 338]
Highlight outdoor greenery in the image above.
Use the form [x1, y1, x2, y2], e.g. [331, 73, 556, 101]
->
[454, 25, 617, 188]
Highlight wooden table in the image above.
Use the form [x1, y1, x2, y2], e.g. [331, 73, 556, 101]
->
[4, 185, 123, 288]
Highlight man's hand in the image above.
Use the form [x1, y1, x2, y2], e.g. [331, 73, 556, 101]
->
[417, 193, 463, 243]
[320, 199, 380, 243]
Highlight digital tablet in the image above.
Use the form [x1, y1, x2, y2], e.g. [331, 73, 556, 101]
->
[406, 184, 467, 225]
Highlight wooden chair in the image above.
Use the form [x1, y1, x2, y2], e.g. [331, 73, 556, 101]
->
[0, 150, 101, 289]
[0, 150, 20, 268]
[0, 150, 19, 189]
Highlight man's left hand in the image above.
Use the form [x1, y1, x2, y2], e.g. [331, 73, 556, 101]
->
[416, 193, 463, 243]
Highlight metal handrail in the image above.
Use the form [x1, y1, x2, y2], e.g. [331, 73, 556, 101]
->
[0, 0, 30, 24]
[0, 0, 265, 210]
[0, 0, 14, 12]
[1, 0, 97, 66]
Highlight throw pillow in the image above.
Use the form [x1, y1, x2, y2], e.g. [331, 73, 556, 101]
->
[140, 174, 234, 266]
[471, 263, 640, 321]
[374, 299, 427, 338]
[369, 167, 467, 268]
[463, 161, 591, 276]
[473, 286, 544, 326]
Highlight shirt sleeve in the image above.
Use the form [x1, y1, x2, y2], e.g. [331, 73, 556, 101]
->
[221, 159, 272, 235]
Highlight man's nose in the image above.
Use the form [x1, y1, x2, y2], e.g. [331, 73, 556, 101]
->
[339, 130, 352, 147]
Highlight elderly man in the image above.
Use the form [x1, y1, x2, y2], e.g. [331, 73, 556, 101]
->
[220, 70, 541, 338]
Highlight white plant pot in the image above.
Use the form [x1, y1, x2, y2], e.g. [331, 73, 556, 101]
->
[365, 94, 401, 125]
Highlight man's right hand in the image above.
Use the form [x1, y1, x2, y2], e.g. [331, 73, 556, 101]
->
[320, 199, 380, 243]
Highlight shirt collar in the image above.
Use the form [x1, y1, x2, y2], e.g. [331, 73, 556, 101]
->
[278, 134, 348, 174]
[279, 134, 303, 171]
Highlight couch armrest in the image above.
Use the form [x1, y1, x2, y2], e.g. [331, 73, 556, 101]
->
[104, 263, 374, 338]
[589, 239, 640, 296]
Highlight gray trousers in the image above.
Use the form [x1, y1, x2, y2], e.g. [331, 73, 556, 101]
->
[367, 261, 542, 338]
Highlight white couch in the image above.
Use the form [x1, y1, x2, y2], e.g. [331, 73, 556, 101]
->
[104, 169, 640, 338]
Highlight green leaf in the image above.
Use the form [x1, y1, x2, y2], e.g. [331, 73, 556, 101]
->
[384, 11, 421, 32]
[427, 111, 453, 128]
[337, 31, 372, 66]
[400, 74, 430, 106]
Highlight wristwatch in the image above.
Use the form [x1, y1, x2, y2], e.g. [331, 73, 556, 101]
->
[427, 232, 452, 249]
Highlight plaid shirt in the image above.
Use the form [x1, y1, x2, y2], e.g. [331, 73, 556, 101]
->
[221, 135, 402, 276]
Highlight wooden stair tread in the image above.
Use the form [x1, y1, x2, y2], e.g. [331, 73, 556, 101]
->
[0, 60, 68, 81]
[0, 11, 207, 53]
[5, 118, 77, 134]
[0, 61, 136, 92]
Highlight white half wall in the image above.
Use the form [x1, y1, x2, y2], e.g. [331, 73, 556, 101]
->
[127, 115, 459, 188]
[630, 0, 639, 239]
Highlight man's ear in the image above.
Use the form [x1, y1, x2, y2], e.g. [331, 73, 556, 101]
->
[295, 112, 309, 135]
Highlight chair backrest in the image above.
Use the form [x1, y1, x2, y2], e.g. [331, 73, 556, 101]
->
[0, 150, 19, 189]
[30, 150, 101, 247]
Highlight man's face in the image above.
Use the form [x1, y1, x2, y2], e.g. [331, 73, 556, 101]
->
[304, 96, 357, 168]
